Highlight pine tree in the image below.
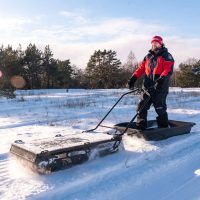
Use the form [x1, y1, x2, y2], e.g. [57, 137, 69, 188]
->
[176, 59, 200, 87]
[23, 44, 43, 89]
[42, 45, 53, 88]
[85, 49, 122, 88]
[56, 60, 73, 88]
[0, 45, 24, 88]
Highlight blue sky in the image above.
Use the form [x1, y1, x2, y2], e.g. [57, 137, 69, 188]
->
[0, 0, 200, 68]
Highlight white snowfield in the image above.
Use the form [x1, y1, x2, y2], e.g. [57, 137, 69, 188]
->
[0, 87, 200, 200]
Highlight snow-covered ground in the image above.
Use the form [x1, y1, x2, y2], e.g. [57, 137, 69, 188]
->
[0, 88, 200, 200]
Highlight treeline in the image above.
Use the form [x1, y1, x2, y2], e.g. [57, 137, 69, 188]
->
[0, 45, 136, 90]
[174, 58, 200, 87]
[0, 44, 200, 91]
[0, 44, 77, 89]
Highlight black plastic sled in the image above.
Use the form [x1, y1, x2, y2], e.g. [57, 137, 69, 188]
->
[10, 133, 118, 174]
[114, 120, 196, 141]
[83, 88, 195, 141]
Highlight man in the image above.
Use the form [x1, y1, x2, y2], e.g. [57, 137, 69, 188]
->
[128, 36, 174, 130]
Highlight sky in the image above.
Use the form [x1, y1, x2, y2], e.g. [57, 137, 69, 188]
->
[0, 0, 200, 68]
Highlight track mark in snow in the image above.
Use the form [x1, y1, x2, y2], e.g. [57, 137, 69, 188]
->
[124, 131, 200, 169]
[85, 138, 200, 200]
[0, 157, 13, 196]
[38, 132, 200, 200]
[123, 134, 158, 152]
[0, 156, 51, 200]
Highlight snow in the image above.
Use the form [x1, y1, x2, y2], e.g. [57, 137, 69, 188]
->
[11, 132, 114, 153]
[0, 87, 200, 200]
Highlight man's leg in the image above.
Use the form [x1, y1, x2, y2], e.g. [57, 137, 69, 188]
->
[153, 92, 168, 128]
[136, 93, 152, 130]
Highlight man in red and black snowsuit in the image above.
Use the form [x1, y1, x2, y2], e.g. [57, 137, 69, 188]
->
[128, 36, 174, 130]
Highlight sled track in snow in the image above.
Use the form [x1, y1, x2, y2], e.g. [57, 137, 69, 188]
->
[0, 153, 51, 200]
[0, 111, 98, 129]
[1, 132, 200, 200]
[33, 131, 200, 200]
[0, 154, 14, 197]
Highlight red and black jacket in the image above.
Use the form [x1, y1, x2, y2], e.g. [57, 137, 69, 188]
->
[133, 47, 174, 92]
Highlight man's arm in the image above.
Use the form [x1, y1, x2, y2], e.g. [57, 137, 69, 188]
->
[132, 57, 146, 78]
[161, 53, 174, 77]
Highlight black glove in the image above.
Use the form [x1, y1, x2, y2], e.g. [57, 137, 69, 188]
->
[128, 75, 137, 89]
[155, 76, 165, 90]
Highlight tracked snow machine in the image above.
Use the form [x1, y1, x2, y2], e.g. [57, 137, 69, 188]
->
[10, 88, 195, 174]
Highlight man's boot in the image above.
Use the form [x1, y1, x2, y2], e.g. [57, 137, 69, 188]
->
[156, 113, 168, 128]
[136, 119, 147, 130]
